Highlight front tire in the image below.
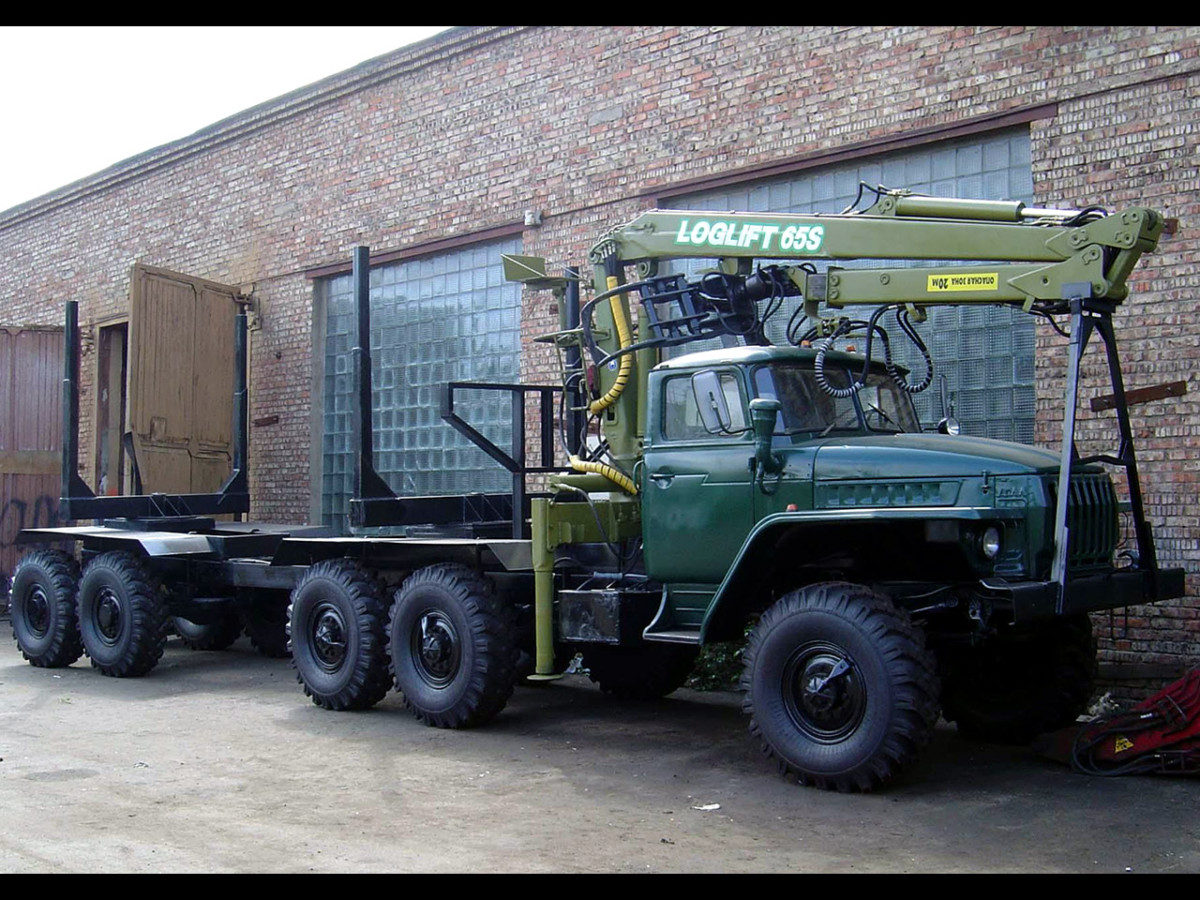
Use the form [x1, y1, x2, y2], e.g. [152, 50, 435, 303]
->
[288, 560, 391, 711]
[741, 582, 940, 792]
[77, 552, 169, 677]
[389, 564, 518, 729]
[9, 549, 83, 668]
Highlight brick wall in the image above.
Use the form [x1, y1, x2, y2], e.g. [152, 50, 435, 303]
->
[1032, 68, 1200, 696]
[0, 25, 1196, 686]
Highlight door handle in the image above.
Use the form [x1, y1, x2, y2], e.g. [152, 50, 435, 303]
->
[649, 472, 675, 489]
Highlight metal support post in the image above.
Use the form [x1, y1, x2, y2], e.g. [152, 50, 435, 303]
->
[564, 267, 585, 455]
[1051, 291, 1088, 610]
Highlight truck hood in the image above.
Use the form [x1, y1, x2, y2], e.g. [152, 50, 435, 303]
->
[812, 434, 1062, 481]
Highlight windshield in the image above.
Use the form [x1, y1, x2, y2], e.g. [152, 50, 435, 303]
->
[752, 362, 920, 436]
[856, 371, 922, 434]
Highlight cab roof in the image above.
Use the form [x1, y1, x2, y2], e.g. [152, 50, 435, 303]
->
[653, 343, 892, 372]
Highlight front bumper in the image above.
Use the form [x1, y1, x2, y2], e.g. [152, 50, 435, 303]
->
[981, 566, 1187, 624]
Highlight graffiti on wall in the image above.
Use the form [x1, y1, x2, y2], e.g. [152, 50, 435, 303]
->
[0, 492, 60, 593]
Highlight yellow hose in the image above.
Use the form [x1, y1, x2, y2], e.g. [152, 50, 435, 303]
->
[588, 275, 633, 415]
[568, 455, 638, 495]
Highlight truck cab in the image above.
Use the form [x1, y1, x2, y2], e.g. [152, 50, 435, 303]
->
[640, 344, 1135, 648]
[643, 345, 920, 588]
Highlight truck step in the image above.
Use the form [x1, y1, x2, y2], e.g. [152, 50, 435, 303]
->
[642, 629, 701, 645]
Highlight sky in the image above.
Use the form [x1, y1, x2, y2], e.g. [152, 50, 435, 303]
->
[0, 26, 451, 213]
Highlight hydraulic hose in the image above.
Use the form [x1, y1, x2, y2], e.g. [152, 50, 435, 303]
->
[587, 272, 634, 415]
[568, 455, 638, 495]
[813, 307, 933, 397]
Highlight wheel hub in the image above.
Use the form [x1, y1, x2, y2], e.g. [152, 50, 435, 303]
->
[312, 604, 348, 672]
[414, 610, 460, 687]
[784, 643, 866, 743]
[25, 585, 50, 637]
[95, 587, 123, 644]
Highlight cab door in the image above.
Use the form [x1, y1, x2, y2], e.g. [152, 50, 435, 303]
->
[641, 369, 754, 585]
[748, 362, 831, 521]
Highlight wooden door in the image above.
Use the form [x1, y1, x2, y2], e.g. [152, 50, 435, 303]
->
[127, 265, 242, 496]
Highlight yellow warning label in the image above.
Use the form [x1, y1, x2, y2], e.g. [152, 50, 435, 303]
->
[926, 273, 1000, 292]
[1113, 735, 1134, 754]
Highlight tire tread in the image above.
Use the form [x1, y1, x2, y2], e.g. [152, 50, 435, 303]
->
[288, 560, 392, 711]
[10, 549, 83, 668]
[78, 551, 168, 678]
[740, 581, 940, 792]
[389, 564, 518, 729]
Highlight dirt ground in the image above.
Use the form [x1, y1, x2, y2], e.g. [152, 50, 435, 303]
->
[0, 628, 1197, 874]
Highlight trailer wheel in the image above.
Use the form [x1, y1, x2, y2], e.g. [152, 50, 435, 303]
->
[741, 582, 940, 792]
[241, 592, 291, 658]
[288, 560, 391, 710]
[389, 564, 518, 729]
[939, 614, 1097, 744]
[173, 613, 242, 651]
[77, 552, 169, 678]
[581, 644, 698, 699]
[9, 549, 83, 668]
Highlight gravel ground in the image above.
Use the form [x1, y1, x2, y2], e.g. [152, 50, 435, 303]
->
[0, 630, 1197, 873]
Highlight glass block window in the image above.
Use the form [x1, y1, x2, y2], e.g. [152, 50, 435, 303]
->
[665, 127, 1036, 443]
[318, 235, 522, 532]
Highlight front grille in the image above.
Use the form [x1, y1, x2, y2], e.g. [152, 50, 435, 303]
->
[1045, 473, 1119, 568]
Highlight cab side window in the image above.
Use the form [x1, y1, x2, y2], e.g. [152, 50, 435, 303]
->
[663, 373, 747, 441]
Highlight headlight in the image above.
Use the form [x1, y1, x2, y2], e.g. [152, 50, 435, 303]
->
[981, 525, 1002, 559]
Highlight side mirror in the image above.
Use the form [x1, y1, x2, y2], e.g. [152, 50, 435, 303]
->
[749, 398, 783, 476]
[692, 370, 733, 433]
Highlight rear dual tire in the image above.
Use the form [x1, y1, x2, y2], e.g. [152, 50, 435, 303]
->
[77, 552, 169, 677]
[389, 564, 519, 729]
[9, 549, 83, 668]
[242, 591, 291, 658]
[288, 559, 392, 711]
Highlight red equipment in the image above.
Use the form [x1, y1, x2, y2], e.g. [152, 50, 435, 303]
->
[1034, 669, 1200, 775]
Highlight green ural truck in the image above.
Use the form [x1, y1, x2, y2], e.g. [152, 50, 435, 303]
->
[8, 187, 1186, 791]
